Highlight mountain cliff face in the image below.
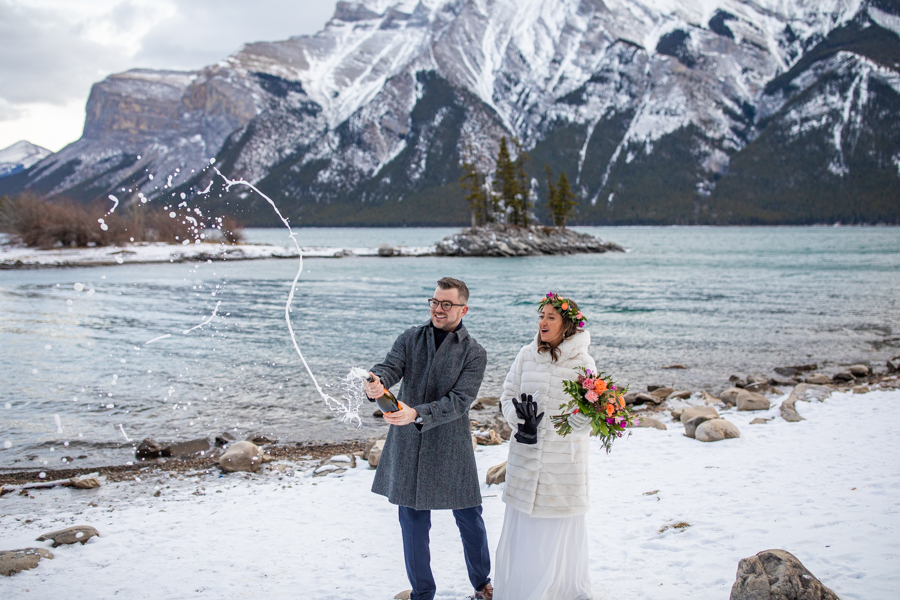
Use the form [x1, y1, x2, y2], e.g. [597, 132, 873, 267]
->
[2, 0, 898, 225]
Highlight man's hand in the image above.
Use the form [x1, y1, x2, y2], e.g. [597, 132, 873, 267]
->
[364, 372, 384, 398]
[383, 401, 418, 426]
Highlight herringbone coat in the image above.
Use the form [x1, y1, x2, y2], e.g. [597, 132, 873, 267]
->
[370, 321, 487, 510]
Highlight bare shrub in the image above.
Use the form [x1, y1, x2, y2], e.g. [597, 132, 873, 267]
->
[0, 194, 110, 248]
[219, 215, 245, 245]
[0, 194, 244, 248]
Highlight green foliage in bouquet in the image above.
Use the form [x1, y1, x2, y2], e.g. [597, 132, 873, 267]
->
[550, 367, 636, 453]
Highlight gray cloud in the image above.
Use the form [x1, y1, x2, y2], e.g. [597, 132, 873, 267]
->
[132, 0, 339, 70]
[0, 2, 123, 104]
[0, 0, 338, 107]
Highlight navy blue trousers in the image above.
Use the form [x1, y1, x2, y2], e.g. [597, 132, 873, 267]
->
[398, 505, 491, 600]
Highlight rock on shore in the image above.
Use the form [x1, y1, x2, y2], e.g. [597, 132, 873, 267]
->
[435, 224, 625, 257]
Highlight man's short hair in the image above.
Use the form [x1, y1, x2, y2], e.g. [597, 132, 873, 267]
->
[437, 277, 469, 304]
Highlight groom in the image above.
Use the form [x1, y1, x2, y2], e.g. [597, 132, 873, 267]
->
[366, 277, 492, 600]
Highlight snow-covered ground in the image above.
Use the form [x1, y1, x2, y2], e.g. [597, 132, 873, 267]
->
[1, 389, 898, 599]
[0, 242, 436, 267]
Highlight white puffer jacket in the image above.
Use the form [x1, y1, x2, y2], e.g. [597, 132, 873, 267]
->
[500, 330, 596, 518]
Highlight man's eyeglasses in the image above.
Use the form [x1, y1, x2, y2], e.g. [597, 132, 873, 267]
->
[428, 298, 466, 311]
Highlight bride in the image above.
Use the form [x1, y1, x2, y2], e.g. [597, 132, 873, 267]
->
[493, 292, 595, 600]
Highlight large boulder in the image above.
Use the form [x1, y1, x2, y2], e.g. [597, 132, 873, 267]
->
[650, 387, 674, 400]
[781, 384, 832, 423]
[36, 525, 100, 548]
[847, 364, 869, 378]
[681, 406, 719, 423]
[695, 419, 740, 442]
[736, 390, 771, 411]
[67, 476, 101, 490]
[162, 438, 210, 458]
[887, 356, 900, 372]
[720, 387, 743, 406]
[774, 364, 817, 378]
[367, 439, 386, 468]
[831, 371, 854, 383]
[135, 438, 163, 460]
[218, 441, 263, 473]
[0, 548, 53, 577]
[684, 415, 713, 438]
[730, 549, 840, 600]
[491, 414, 512, 441]
[486, 461, 507, 485]
[632, 392, 663, 405]
[635, 416, 667, 430]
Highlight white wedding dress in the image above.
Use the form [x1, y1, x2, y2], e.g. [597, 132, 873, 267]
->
[492, 504, 593, 600]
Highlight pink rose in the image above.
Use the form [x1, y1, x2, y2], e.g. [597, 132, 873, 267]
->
[582, 378, 595, 390]
[585, 390, 599, 402]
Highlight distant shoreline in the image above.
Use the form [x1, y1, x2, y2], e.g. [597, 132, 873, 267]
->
[0, 241, 437, 269]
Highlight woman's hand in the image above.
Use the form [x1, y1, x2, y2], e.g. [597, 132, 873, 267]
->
[567, 411, 591, 431]
[511, 393, 544, 445]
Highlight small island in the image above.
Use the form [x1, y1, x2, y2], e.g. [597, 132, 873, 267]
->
[435, 223, 624, 257]
[440, 137, 625, 257]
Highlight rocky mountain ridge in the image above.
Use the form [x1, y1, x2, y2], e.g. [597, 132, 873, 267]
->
[1, 0, 898, 225]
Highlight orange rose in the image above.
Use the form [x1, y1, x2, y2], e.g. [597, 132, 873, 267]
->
[594, 379, 608, 393]
[561, 302, 569, 310]
[605, 403, 615, 416]
[616, 395, 625, 409]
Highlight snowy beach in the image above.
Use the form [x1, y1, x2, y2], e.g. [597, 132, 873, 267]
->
[0, 241, 436, 268]
[2, 387, 898, 599]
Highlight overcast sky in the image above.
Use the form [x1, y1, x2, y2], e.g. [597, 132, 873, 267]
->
[0, 0, 339, 152]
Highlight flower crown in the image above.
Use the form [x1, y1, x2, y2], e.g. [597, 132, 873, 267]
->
[539, 292, 586, 329]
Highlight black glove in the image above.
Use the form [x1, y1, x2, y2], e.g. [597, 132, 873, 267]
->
[512, 393, 544, 445]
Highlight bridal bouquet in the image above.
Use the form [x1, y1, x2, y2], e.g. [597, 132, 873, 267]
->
[550, 367, 636, 452]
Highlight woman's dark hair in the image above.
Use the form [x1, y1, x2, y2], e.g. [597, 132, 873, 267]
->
[537, 298, 581, 362]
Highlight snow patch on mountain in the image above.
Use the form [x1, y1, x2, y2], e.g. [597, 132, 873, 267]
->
[0, 141, 52, 178]
[869, 6, 900, 37]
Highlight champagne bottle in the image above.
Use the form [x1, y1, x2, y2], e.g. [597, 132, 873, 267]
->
[366, 375, 400, 413]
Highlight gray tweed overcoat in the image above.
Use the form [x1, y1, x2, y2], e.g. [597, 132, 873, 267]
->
[370, 320, 487, 510]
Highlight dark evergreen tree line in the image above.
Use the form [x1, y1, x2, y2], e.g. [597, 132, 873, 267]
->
[460, 136, 578, 227]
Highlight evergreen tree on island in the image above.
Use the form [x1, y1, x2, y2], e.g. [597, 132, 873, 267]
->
[545, 165, 578, 227]
[459, 146, 494, 226]
[493, 137, 532, 227]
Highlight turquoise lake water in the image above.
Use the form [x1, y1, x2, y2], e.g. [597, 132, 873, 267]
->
[1, 226, 898, 468]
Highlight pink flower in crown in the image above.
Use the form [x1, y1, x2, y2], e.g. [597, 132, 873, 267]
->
[581, 378, 595, 390]
[547, 292, 554, 298]
[576, 311, 583, 319]
[578, 321, 585, 328]
[585, 390, 599, 402]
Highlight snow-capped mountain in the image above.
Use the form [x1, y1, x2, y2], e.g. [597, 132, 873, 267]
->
[0, 141, 52, 179]
[2, 0, 898, 224]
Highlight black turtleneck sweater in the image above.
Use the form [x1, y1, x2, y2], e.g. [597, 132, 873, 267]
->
[433, 321, 463, 351]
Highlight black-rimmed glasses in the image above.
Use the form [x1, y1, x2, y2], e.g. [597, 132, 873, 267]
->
[428, 298, 466, 311]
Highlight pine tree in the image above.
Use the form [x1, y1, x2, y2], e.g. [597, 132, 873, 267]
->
[494, 137, 522, 225]
[545, 164, 558, 224]
[459, 149, 491, 226]
[514, 139, 532, 227]
[552, 171, 578, 227]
